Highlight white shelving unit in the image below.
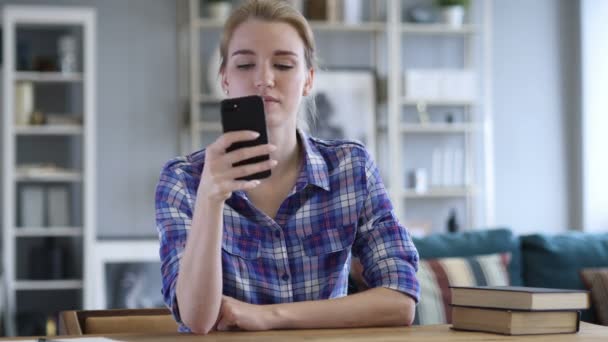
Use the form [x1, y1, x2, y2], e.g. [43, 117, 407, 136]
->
[14, 71, 84, 83]
[181, 0, 493, 234]
[387, 0, 493, 232]
[2, 6, 96, 336]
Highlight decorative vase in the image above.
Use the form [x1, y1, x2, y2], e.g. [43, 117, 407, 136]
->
[58, 35, 78, 73]
[208, 2, 232, 20]
[441, 5, 465, 28]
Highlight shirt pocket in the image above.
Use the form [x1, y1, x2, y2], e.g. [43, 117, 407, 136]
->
[222, 231, 261, 260]
[301, 223, 356, 256]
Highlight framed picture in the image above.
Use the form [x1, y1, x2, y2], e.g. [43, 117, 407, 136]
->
[309, 70, 377, 157]
[88, 240, 163, 310]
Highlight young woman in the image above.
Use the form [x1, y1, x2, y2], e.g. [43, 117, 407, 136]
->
[155, 0, 419, 334]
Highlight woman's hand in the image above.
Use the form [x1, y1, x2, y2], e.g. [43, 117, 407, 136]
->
[215, 296, 277, 331]
[198, 130, 277, 203]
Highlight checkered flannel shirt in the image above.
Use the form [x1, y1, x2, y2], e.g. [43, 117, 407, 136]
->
[155, 130, 420, 332]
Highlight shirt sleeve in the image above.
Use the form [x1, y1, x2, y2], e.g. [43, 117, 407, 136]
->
[155, 159, 194, 324]
[352, 149, 420, 303]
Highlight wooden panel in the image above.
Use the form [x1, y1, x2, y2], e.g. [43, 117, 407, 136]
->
[58, 308, 176, 335]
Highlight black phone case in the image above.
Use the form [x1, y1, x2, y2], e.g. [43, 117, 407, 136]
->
[220, 95, 271, 180]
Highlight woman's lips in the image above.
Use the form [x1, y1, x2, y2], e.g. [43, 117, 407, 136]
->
[262, 95, 279, 103]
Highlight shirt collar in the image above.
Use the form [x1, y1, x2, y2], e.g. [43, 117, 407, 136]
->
[297, 129, 330, 192]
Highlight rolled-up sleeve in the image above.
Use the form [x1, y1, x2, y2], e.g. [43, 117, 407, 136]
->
[155, 159, 193, 325]
[352, 153, 420, 302]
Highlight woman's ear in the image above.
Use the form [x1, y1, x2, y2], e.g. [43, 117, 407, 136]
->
[221, 68, 229, 94]
[303, 68, 315, 96]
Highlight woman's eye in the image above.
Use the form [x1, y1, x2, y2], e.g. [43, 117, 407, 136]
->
[275, 64, 293, 70]
[237, 64, 254, 69]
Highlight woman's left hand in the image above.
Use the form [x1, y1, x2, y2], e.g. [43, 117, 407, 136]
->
[215, 295, 276, 331]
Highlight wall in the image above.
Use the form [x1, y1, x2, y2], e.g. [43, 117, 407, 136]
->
[491, 0, 579, 234]
[0, 0, 179, 238]
[581, 0, 608, 231]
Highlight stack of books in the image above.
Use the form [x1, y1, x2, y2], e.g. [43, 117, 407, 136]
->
[450, 286, 590, 335]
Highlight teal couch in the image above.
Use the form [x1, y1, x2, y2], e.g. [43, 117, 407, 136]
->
[413, 228, 608, 323]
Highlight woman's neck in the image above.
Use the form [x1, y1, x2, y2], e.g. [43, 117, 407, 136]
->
[267, 125, 301, 181]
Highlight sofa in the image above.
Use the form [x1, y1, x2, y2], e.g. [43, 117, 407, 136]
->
[410, 228, 608, 325]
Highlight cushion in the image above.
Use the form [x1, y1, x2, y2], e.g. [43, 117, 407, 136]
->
[521, 232, 608, 322]
[580, 268, 608, 326]
[413, 228, 522, 285]
[413, 252, 510, 325]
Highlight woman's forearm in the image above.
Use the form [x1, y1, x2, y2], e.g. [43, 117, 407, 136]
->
[268, 287, 416, 330]
[176, 197, 224, 334]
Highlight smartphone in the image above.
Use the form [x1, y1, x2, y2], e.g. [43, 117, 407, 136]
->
[220, 95, 271, 180]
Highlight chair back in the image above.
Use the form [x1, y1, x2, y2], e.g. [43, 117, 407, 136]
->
[59, 308, 178, 335]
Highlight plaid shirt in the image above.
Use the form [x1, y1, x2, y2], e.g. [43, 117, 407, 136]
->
[155, 130, 419, 332]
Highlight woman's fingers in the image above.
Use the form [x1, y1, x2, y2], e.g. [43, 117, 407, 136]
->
[224, 159, 277, 180]
[223, 143, 276, 165]
[199, 130, 275, 201]
[221, 179, 261, 194]
[209, 130, 260, 155]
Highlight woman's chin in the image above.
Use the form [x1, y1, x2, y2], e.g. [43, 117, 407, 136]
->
[265, 111, 294, 129]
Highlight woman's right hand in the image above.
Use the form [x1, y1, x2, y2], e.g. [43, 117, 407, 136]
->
[198, 130, 277, 204]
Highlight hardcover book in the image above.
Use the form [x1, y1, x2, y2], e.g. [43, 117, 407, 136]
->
[450, 286, 590, 311]
[451, 306, 581, 335]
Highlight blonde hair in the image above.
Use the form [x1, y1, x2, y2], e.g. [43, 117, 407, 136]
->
[219, 0, 318, 131]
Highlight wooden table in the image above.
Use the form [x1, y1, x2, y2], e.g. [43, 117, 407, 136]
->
[6, 322, 606, 341]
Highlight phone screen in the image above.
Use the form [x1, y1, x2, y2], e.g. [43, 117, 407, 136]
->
[220, 95, 271, 180]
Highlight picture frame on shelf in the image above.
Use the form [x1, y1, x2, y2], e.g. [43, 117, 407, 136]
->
[309, 69, 376, 155]
[91, 240, 161, 309]
[105, 261, 164, 309]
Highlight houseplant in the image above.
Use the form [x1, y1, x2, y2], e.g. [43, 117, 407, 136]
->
[436, 0, 469, 27]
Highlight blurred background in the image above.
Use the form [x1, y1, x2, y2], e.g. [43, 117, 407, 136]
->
[0, 0, 605, 337]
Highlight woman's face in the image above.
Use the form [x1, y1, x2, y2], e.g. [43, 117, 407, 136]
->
[222, 19, 314, 129]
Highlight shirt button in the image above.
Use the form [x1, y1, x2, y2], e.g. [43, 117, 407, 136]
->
[281, 273, 289, 281]
[274, 230, 281, 238]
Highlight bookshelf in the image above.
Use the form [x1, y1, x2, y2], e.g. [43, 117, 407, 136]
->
[179, 0, 493, 234]
[1, 5, 96, 336]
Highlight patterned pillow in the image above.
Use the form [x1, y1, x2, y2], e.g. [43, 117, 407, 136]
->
[414, 253, 511, 325]
[580, 268, 608, 326]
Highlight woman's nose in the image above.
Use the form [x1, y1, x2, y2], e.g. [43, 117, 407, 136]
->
[255, 65, 275, 88]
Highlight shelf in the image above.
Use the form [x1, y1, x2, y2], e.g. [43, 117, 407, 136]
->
[14, 71, 83, 82]
[310, 21, 386, 32]
[14, 280, 83, 291]
[401, 98, 475, 106]
[196, 121, 222, 132]
[400, 123, 476, 133]
[15, 124, 83, 136]
[2, 6, 97, 336]
[15, 169, 83, 182]
[399, 187, 473, 198]
[185, 1, 490, 256]
[401, 24, 476, 35]
[14, 227, 83, 237]
[195, 19, 387, 32]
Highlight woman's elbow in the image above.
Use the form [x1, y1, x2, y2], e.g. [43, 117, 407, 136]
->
[181, 311, 216, 335]
[177, 292, 220, 334]
[395, 295, 416, 326]
[188, 323, 214, 335]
